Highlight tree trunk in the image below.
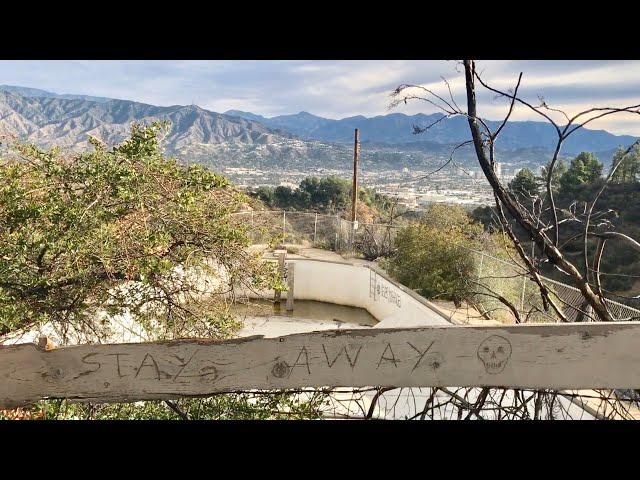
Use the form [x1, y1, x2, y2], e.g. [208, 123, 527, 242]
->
[462, 60, 613, 322]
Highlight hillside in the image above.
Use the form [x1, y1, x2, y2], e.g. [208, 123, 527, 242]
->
[0, 90, 291, 152]
[0, 86, 635, 173]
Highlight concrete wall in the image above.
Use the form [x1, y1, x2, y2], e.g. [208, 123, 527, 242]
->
[269, 259, 451, 327]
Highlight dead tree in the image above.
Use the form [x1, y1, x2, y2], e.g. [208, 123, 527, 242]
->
[391, 60, 640, 322]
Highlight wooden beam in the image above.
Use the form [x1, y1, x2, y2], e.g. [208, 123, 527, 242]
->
[3, 322, 640, 408]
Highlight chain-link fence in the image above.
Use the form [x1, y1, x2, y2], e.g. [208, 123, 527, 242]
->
[234, 210, 640, 323]
[468, 248, 640, 323]
[231, 210, 399, 256]
[232, 210, 360, 252]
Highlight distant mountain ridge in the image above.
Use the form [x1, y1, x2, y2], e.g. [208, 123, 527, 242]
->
[0, 85, 113, 103]
[224, 110, 638, 155]
[0, 90, 292, 154]
[0, 85, 635, 173]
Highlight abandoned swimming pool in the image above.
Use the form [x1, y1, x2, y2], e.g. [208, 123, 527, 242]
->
[231, 299, 377, 338]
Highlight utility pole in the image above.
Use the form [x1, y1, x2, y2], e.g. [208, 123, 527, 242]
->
[351, 128, 359, 224]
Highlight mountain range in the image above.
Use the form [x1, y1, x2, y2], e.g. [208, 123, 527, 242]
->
[0, 89, 289, 151]
[0, 85, 113, 104]
[224, 109, 638, 154]
[0, 85, 636, 172]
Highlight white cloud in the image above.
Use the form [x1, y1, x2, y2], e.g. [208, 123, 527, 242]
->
[0, 60, 639, 135]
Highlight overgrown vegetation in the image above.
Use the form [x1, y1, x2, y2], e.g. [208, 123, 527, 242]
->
[2, 392, 328, 420]
[251, 176, 393, 217]
[383, 205, 493, 307]
[0, 123, 334, 420]
[0, 122, 281, 340]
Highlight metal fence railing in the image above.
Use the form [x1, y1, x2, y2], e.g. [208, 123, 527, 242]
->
[231, 210, 398, 255]
[468, 248, 640, 323]
[232, 210, 640, 323]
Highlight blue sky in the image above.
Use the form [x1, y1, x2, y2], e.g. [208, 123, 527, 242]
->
[1, 60, 639, 135]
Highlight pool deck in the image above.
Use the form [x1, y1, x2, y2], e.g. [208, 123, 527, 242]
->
[237, 315, 372, 338]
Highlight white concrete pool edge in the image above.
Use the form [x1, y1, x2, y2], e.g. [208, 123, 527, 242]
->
[240, 257, 452, 328]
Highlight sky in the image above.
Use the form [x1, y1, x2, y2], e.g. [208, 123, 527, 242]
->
[1, 60, 639, 136]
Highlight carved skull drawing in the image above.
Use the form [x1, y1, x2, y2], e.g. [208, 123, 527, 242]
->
[477, 335, 512, 374]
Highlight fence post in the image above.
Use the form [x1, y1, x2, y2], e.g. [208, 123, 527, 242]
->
[250, 210, 254, 243]
[520, 275, 527, 315]
[585, 303, 594, 322]
[286, 262, 295, 311]
[282, 211, 286, 241]
[274, 250, 286, 304]
[350, 220, 353, 253]
[313, 213, 318, 245]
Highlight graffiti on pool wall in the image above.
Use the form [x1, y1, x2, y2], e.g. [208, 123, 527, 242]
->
[369, 270, 401, 308]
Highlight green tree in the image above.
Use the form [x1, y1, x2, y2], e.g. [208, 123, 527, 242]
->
[540, 159, 567, 192]
[610, 145, 640, 183]
[0, 122, 279, 339]
[274, 185, 297, 209]
[249, 176, 392, 219]
[559, 152, 603, 192]
[509, 168, 539, 198]
[253, 186, 276, 207]
[383, 205, 485, 306]
[298, 176, 352, 213]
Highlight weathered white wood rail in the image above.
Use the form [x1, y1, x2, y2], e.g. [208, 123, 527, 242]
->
[2, 322, 640, 408]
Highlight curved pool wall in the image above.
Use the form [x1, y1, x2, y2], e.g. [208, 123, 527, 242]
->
[239, 258, 452, 327]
